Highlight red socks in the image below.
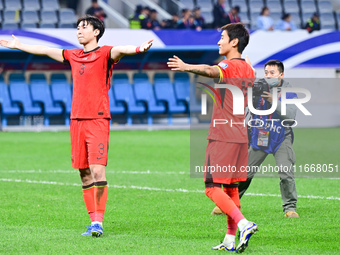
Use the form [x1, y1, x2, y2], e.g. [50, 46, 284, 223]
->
[82, 181, 108, 223]
[205, 186, 245, 227]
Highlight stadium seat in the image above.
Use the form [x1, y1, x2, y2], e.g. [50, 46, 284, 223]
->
[22, 10, 39, 24]
[239, 12, 250, 26]
[196, 0, 213, 11]
[173, 72, 201, 114]
[23, 0, 40, 11]
[302, 11, 314, 24]
[113, 73, 145, 125]
[133, 73, 166, 125]
[300, 0, 317, 13]
[22, 22, 38, 29]
[179, 0, 194, 10]
[39, 23, 56, 28]
[41, 10, 58, 25]
[108, 86, 125, 115]
[270, 11, 282, 23]
[320, 13, 336, 29]
[41, 0, 59, 11]
[249, 1, 264, 15]
[58, 8, 77, 28]
[30, 74, 63, 126]
[50, 73, 72, 125]
[250, 13, 259, 29]
[318, 1, 333, 14]
[153, 73, 187, 125]
[283, 0, 300, 13]
[266, 0, 283, 13]
[9, 73, 42, 122]
[0, 77, 21, 127]
[0, 0, 3, 11]
[2, 22, 19, 29]
[4, 0, 22, 11]
[3, 10, 20, 23]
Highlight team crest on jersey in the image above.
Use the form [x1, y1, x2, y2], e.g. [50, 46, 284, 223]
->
[218, 62, 228, 69]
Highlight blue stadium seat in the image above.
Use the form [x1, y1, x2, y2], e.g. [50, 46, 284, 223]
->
[153, 73, 187, 124]
[179, 0, 194, 10]
[58, 8, 77, 28]
[30, 74, 63, 126]
[290, 11, 302, 28]
[173, 72, 201, 114]
[4, 0, 22, 11]
[196, 0, 213, 11]
[9, 73, 42, 121]
[239, 12, 250, 26]
[22, 23, 38, 29]
[41, 0, 59, 11]
[40, 23, 56, 28]
[201, 10, 214, 24]
[318, 1, 333, 14]
[2, 23, 19, 29]
[3, 10, 20, 23]
[113, 73, 145, 125]
[271, 11, 282, 23]
[0, 0, 3, 11]
[266, 0, 283, 13]
[284, 0, 300, 13]
[249, 1, 263, 16]
[133, 73, 166, 125]
[320, 13, 336, 29]
[0, 77, 20, 127]
[50, 73, 72, 125]
[41, 10, 58, 25]
[22, 10, 39, 24]
[301, 0, 317, 13]
[23, 0, 41, 11]
[108, 86, 125, 115]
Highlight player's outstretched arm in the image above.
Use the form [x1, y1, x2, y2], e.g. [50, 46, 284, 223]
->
[111, 39, 153, 61]
[0, 35, 64, 63]
[167, 55, 220, 78]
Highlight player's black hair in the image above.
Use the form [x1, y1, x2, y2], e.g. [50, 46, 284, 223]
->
[261, 6, 269, 16]
[77, 15, 105, 42]
[265, 60, 284, 73]
[221, 23, 249, 54]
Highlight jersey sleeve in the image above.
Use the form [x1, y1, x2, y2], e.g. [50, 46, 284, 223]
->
[108, 46, 120, 64]
[214, 60, 231, 83]
[62, 49, 71, 65]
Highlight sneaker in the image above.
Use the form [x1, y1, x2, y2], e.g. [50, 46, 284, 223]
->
[285, 211, 299, 218]
[91, 223, 103, 237]
[81, 226, 92, 236]
[236, 222, 258, 253]
[212, 242, 236, 251]
[211, 206, 225, 215]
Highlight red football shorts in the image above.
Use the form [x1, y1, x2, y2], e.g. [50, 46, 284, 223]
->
[70, 119, 110, 169]
[204, 140, 248, 184]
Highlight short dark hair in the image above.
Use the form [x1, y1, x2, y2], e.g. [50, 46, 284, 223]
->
[220, 23, 249, 54]
[264, 60, 284, 73]
[77, 15, 105, 42]
[261, 6, 269, 15]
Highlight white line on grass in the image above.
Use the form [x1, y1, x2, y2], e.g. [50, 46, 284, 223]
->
[0, 169, 187, 175]
[0, 178, 339, 201]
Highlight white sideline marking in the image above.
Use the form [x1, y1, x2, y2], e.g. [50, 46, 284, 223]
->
[0, 178, 339, 201]
[0, 170, 187, 175]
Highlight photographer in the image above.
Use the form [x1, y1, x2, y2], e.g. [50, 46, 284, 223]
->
[211, 60, 299, 218]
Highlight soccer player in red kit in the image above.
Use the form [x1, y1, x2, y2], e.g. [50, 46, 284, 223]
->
[0, 15, 153, 237]
[167, 23, 258, 253]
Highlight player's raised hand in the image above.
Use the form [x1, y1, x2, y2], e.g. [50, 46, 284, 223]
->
[167, 55, 187, 72]
[0, 35, 21, 49]
[139, 39, 153, 52]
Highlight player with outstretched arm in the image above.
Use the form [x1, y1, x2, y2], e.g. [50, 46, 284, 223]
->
[167, 23, 258, 253]
[0, 15, 153, 237]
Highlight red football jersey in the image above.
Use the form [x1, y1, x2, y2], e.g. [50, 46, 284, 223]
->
[63, 45, 115, 119]
[207, 58, 255, 143]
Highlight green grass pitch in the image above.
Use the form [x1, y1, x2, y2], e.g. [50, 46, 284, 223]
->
[0, 128, 339, 254]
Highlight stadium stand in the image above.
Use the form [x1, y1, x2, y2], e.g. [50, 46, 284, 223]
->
[108, 86, 125, 115]
[58, 8, 77, 28]
[113, 73, 146, 125]
[153, 73, 187, 125]
[0, 75, 21, 127]
[30, 74, 63, 126]
[4, 0, 22, 11]
[40, 10, 58, 27]
[320, 12, 336, 29]
[23, 0, 41, 11]
[133, 73, 166, 125]
[50, 73, 72, 126]
[41, 0, 59, 11]
[8, 73, 42, 124]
